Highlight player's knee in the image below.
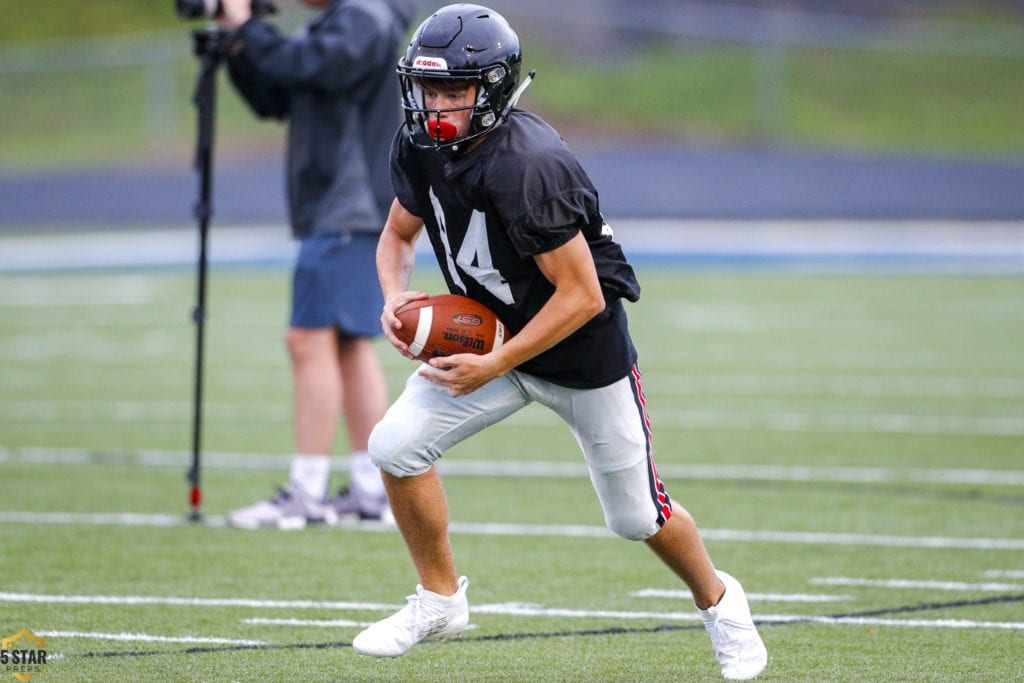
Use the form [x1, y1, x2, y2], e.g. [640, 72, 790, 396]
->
[367, 415, 436, 478]
[284, 327, 315, 361]
[605, 509, 659, 541]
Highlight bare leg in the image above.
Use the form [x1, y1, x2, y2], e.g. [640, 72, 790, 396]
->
[649, 504, 768, 679]
[382, 467, 459, 596]
[288, 327, 342, 455]
[352, 466, 468, 657]
[645, 502, 726, 609]
[336, 336, 388, 452]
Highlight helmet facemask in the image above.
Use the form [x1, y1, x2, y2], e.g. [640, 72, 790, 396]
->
[399, 64, 512, 156]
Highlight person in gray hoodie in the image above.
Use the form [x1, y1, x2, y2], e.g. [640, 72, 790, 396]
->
[216, 0, 420, 529]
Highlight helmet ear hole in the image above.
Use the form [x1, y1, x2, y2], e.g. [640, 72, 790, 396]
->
[484, 66, 505, 84]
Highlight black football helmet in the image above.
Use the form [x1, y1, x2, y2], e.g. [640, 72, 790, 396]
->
[397, 4, 525, 155]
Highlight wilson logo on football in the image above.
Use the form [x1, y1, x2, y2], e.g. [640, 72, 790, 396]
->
[443, 332, 486, 351]
[451, 314, 483, 327]
[413, 56, 448, 70]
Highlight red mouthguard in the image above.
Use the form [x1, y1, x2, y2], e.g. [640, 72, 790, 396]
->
[426, 120, 457, 141]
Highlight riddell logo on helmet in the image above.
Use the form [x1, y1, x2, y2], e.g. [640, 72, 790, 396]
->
[413, 56, 448, 70]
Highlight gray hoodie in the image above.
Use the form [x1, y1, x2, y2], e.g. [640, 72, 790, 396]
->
[227, 0, 420, 237]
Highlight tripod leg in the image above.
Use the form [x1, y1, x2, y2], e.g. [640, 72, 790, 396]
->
[185, 29, 229, 523]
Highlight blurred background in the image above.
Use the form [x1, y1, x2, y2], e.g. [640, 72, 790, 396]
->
[1, 0, 1023, 232]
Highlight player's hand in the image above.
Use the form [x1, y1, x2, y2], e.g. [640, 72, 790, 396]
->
[419, 352, 502, 396]
[216, 0, 253, 29]
[381, 290, 429, 359]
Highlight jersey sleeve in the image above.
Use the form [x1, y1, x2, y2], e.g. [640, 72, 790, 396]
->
[389, 129, 422, 217]
[494, 148, 600, 257]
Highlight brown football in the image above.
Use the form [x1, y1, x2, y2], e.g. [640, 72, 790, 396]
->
[393, 294, 507, 362]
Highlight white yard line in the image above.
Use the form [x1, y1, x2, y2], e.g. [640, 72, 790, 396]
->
[7, 592, 1024, 632]
[650, 373, 1024, 400]
[3, 446, 1023, 486]
[242, 611, 1024, 631]
[0, 592, 397, 611]
[757, 616, 1024, 630]
[242, 617, 370, 628]
[1, 510, 1022, 551]
[37, 630, 265, 646]
[3, 403, 1024, 435]
[448, 522, 1024, 550]
[811, 577, 1024, 591]
[631, 589, 851, 603]
[643, 409, 1024, 437]
[983, 570, 1024, 579]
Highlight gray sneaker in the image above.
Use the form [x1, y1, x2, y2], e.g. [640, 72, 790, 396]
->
[331, 485, 392, 522]
[698, 571, 768, 680]
[227, 483, 338, 530]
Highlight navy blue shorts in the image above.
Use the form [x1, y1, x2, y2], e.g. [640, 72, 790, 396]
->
[290, 232, 383, 338]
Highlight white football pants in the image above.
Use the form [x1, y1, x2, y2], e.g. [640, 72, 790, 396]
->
[368, 365, 672, 540]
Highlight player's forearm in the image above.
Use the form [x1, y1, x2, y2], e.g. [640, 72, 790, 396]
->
[489, 231, 605, 371]
[376, 227, 417, 299]
[491, 280, 604, 374]
[377, 200, 425, 299]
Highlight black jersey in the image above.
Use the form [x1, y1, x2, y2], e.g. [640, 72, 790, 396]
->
[390, 110, 640, 388]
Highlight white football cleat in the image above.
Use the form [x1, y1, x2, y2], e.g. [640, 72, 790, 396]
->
[353, 576, 469, 657]
[698, 571, 768, 680]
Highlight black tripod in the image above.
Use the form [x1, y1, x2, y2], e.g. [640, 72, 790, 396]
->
[185, 27, 233, 523]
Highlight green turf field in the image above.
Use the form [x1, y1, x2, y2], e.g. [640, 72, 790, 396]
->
[1, 264, 1023, 681]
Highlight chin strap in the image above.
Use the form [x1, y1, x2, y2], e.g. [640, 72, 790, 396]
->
[504, 69, 536, 115]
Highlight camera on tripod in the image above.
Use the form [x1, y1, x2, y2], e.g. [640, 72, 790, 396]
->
[175, 0, 276, 20]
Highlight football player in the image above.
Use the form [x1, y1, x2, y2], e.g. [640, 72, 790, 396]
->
[355, 5, 767, 679]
